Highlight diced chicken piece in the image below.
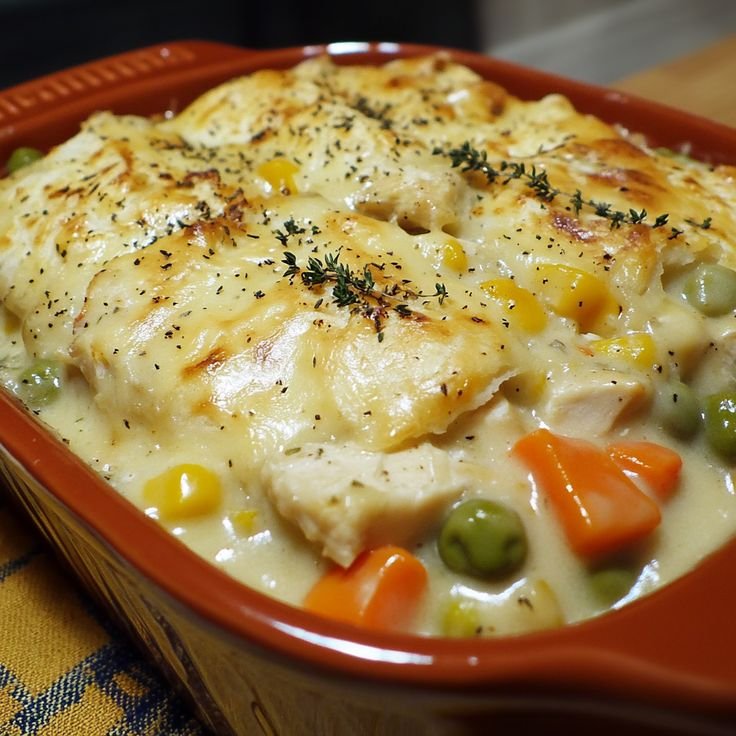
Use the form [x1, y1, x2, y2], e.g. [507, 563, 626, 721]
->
[648, 297, 709, 378]
[263, 442, 466, 567]
[544, 368, 650, 437]
[692, 326, 736, 395]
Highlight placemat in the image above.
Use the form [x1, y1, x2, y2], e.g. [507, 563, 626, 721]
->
[0, 496, 206, 736]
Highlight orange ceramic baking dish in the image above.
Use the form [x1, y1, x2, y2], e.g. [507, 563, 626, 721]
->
[1, 41, 735, 736]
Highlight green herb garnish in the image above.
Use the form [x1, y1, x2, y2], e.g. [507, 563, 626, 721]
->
[353, 96, 393, 129]
[433, 142, 675, 230]
[273, 217, 306, 246]
[685, 216, 712, 230]
[282, 249, 447, 339]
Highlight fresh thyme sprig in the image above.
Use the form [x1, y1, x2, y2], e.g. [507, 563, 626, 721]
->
[433, 142, 680, 231]
[281, 249, 447, 339]
[685, 216, 712, 230]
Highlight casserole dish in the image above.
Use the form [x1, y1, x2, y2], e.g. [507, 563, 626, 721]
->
[1, 40, 735, 735]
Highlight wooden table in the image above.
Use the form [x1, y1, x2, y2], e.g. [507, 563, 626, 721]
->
[614, 33, 736, 128]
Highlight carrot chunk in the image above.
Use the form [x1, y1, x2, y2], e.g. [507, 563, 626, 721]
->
[303, 545, 427, 632]
[607, 440, 682, 501]
[512, 429, 661, 558]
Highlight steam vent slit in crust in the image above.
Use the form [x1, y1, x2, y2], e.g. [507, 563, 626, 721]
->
[2, 53, 736, 637]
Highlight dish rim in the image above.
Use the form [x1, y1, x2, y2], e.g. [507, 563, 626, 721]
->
[1, 38, 736, 715]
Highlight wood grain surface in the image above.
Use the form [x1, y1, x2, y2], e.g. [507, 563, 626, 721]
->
[614, 34, 736, 127]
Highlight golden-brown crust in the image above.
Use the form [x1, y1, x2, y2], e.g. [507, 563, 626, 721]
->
[2, 54, 736, 579]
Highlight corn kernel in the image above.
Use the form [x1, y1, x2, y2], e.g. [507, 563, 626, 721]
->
[257, 158, 299, 194]
[441, 238, 468, 272]
[441, 597, 481, 637]
[591, 332, 657, 371]
[143, 464, 222, 521]
[523, 579, 564, 629]
[231, 509, 259, 535]
[533, 263, 618, 333]
[480, 278, 547, 333]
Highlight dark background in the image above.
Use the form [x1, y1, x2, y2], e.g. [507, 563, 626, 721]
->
[0, 0, 482, 89]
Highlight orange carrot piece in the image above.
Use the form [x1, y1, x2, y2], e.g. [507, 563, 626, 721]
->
[303, 545, 428, 632]
[512, 429, 661, 558]
[607, 440, 682, 501]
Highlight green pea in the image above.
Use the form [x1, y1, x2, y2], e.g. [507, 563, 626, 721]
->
[7, 146, 43, 173]
[438, 499, 527, 579]
[17, 359, 62, 406]
[703, 391, 736, 459]
[589, 566, 638, 606]
[653, 380, 701, 439]
[682, 263, 736, 317]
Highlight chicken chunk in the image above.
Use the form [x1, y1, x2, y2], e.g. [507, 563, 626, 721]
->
[263, 442, 466, 566]
[544, 368, 651, 436]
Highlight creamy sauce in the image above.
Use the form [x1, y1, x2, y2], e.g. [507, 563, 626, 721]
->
[1, 55, 736, 636]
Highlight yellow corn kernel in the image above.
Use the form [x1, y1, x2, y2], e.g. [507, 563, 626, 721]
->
[533, 263, 618, 333]
[143, 464, 222, 521]
[441, 597, 481, 637]
[521, 579, 565, 630]
[257, 158, 299, 194]
[591, 332, 657, 371]
[480, 278, 547, 333]
[231, 509, 259, 535]
[501, 369, 547, 406]
[441, 238, 468, 272]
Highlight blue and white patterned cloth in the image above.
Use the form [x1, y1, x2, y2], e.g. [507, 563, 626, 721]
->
[0, 498, 205, 735]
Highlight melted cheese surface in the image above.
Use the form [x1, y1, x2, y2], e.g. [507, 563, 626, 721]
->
[2, 55, 736, 636]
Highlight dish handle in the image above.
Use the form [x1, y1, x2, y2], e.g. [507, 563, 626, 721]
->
[0, 40, 259, 155]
